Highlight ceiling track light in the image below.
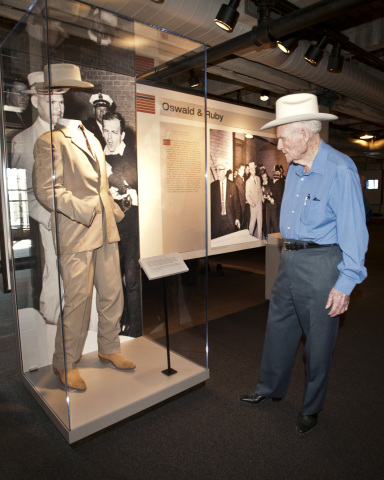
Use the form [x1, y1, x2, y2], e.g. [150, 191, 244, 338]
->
[359, 133, 374, 140]
[277, 34, 299, 55]
[188, 70, 200, 88]
[327, 42, 344, 73]
[215, 0, 240, 32]
[260, 89, 269, 101]
[305, 35, 328, 66]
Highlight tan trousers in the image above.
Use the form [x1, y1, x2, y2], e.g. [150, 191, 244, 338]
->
[52, 231, 123, 369]
[39, 223, 61, 325]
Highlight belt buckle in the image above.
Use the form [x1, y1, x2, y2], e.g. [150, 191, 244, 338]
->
[284, 242, 301, 251]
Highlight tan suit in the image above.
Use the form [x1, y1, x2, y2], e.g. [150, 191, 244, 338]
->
[33, 124, 125, 369]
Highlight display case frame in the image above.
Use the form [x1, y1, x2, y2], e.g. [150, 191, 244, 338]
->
[0, 0, 209, 444]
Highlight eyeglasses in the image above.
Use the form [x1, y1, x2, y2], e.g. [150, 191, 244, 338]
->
[215, 168, 226, 172]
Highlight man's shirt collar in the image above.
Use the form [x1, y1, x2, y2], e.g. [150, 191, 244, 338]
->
[104, 141, 126, 156]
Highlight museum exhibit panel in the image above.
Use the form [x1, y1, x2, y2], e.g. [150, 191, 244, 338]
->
[0, 0, 209, 443]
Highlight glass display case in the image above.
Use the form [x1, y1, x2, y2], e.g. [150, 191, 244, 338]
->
[0, 0, 208, 443]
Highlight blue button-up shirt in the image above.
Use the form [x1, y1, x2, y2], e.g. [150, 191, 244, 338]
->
[280, 140, 368, 295]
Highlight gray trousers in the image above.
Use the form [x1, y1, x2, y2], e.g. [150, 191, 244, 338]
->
[256, 245, 342, 415]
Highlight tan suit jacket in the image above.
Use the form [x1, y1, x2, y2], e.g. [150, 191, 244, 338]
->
[33, 124, 124, 255]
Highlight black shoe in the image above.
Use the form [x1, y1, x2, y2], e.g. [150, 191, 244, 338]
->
[120, 324, 130, 336]
[296, 413, 318, 435]
[239, 393, 282, 405]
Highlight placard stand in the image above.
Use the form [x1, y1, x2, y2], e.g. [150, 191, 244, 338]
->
[162, 277, 177, 376]
[139, 253, 189, 376]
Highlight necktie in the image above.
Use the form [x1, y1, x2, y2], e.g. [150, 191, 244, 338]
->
[79, 124, 94, 158]
[221, 181, 226, 215]
[79, 124, 99, 172]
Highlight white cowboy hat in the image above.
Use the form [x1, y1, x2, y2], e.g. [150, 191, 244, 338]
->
[260, 93, 338, 130]
[213, 157, 229, 170]
[34, 63, 94, 90]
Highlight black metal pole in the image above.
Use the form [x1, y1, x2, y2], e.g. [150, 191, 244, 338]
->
[162, 277, 177, 376]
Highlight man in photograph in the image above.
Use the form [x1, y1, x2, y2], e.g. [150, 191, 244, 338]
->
[269, 170, 284, 233]
[11, 71, 67, 324]
[245, 161, 263, 239]
[234, 163, 247, 229]
[102, 112, 142, 337]
[84, 92, 113, 148]
[4, 74, 30, 133]
[210, 158, 241, 239]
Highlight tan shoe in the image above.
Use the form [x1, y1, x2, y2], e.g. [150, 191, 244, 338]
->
[53, 367, 87, 391]
[98, 352, 136, 370]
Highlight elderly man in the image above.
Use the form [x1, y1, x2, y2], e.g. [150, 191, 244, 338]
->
[11, 71, 67, 324]
[240, 93, 368, 435]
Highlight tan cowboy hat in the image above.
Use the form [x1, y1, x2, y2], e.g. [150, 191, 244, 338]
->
[34, 63, 94, 90]
[23, 71, 69, 94]
[260, 93, 338, 130]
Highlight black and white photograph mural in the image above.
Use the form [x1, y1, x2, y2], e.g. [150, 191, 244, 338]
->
[210, 129, 288, 245]
[8, 61, 142, 338]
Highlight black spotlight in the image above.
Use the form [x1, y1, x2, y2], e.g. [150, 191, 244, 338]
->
[260, 90, 269, 101]
[277, 34, 299, 54]
[305, 35, 328, 65]
[327, 43, 344, 72]
[215, 0, 240, 32]
[189, 70, 200, 88]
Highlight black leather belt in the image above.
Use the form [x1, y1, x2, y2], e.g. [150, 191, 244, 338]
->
[283, 241, 338, 251]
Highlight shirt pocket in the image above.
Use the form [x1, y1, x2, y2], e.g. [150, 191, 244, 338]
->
[301, 198, 322, 226]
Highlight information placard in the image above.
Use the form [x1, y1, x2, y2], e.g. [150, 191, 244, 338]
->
[139, 252, 189, 280]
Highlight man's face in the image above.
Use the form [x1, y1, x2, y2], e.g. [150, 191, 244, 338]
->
[238, 165, 245, 177]
[35, 94, 65, 126]
[249, 163, 256, 176]
[215, 165, 227, 181]
[95, 105, 108, 123]
[103, 118, 124, 153]
[8, 81, 29, 110]
[276, 124, 307, 164]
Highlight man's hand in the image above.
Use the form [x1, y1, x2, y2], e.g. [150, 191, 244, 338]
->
[325, 288, 350, 317]
[235, 219, 241, 229]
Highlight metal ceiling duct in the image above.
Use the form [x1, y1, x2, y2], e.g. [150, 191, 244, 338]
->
[243, 40, 384, 113]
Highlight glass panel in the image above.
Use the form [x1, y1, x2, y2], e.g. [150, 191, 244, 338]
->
[1, 0, 69, 428]
[135, 22, 208, 369]
[1, 0, 208, 442]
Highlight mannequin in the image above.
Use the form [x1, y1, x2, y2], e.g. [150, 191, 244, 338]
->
[33, 107, 136, 392]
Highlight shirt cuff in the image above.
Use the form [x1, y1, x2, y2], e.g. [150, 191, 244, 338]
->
[333, 276, 355, 296]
